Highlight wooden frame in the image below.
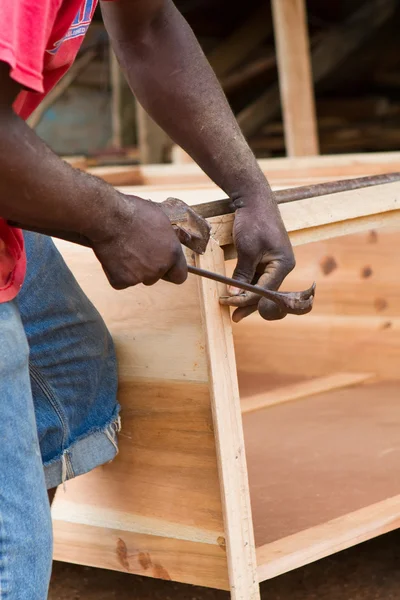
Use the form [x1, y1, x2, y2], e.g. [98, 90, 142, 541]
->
[52, 180, 400, 598]
[86, 151, 400, 187]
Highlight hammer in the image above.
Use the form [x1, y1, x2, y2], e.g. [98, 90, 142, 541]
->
[8, 196, 314, 316]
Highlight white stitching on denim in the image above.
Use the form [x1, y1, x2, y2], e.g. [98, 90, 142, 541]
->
[104, 416, 121, 455]
[29, 363, 69, 452]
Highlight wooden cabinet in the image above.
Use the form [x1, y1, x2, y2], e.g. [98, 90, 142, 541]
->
[52, 181, 400, 600]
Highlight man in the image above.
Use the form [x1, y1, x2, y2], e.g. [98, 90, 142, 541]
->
[0, 0, 295, 597]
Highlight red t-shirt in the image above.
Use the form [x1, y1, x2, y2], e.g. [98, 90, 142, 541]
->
[0, 0, 99, 302]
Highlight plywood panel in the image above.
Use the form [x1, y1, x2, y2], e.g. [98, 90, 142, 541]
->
[57, 379, 224, 535]
[256, 495, 400, 582]
[286, 228, 400, 316]
[53, 241, 227, 582]
[54, 241, 208, 383]
[233, 314, 400, 380]
[227, 227, 400, 317]
[242, 381, 400, 548]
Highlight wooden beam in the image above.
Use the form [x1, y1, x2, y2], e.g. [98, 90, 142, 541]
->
[256, 495, 400, 581]
[271, 0, 319, 156]
[197, 240, 260, 600]
[241, 372, 375, 414]
[208, 181, 400, 248]
[238, 0, 398, 137]
[86, 151, 400, 187]
[53, 520, 229, 590]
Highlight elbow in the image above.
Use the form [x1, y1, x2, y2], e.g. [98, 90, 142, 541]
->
[111, 0, 171, 61]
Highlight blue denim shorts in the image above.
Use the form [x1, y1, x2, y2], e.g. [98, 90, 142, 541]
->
[13, 232, 120, 489]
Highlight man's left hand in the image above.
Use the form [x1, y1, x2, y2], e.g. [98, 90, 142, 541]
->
[220, 196, 295, 322]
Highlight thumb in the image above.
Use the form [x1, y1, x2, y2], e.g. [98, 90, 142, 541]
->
[229, 254, 257, 296]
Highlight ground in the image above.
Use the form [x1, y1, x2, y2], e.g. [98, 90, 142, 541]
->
[49, 530, 400, 599]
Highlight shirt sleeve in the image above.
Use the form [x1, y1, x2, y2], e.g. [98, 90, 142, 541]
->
[0, 0, 61, 93]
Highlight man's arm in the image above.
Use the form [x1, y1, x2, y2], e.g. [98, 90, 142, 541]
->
[0, 63, 187, 289]
[101, 0, 295, 321]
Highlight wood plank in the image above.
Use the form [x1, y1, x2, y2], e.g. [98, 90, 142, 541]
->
[53, 520, 229, 590]
[197, 240, 260, 600]
[271, 0, 319, 156]
[234, 314, 400, 380]
[86, 151, 400, 187]
[241, 372, 375, 414]
[208, 181, 400, 247]
[256, 495, 400, 582]
[243, 381, 400, 548]
[54, 242, 208, 383]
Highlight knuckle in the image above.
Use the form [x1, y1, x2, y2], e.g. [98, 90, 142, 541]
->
[143, 276, 160, 287]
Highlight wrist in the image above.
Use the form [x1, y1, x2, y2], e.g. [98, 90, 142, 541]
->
[230, 180, 276, 211]
[81, 181, 133, 244]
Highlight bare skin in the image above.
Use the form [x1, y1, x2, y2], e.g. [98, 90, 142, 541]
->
[101, 0, 295, 321]
[0, 0, 295, 323]
[0, 66, 187, 290]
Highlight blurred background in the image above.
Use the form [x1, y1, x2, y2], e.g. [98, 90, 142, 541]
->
[32, 0, 400, 163]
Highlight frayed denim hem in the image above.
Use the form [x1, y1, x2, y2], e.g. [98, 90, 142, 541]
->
[43, 410, 121, 490]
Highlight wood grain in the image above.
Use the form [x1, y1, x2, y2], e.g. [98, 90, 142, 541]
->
[209, 181, 400, 248]
[282, 227, 400, 316]
[256, 495, 400, 582]
[53, 520, 229, 590]
[243, 381, 400, 548]
[53, 241, 228, 585]
[241, 372, 375, 414]
[197, 240, 260, 600]
[271, 0, 319, 156]
[234, 314, 400, 380]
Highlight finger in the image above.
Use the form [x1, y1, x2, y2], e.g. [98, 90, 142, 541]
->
[220, 259, 287, 309]
[229, 255, 257, 296]
[232, 299, 286, 323]
[162, 249, 188, 285]
[232, 304, 258, 322]
[257, 298, 287, 321]
[219, 291, 259, 307]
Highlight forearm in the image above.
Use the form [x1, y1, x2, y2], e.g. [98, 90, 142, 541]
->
[102, 0, 272, 207]
[0, 109, 121, 243]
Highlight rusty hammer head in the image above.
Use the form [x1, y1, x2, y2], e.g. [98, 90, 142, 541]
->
[160, 197, 211, 255]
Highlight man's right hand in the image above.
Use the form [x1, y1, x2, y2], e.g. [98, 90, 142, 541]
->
[91, 193, 188, 289]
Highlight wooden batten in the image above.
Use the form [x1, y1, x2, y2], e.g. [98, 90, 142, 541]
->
[210, 181, 400, 251]
[241, 372, 375, 414]
[86, 152, 400, 187]
[197, 240, 260, 600]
